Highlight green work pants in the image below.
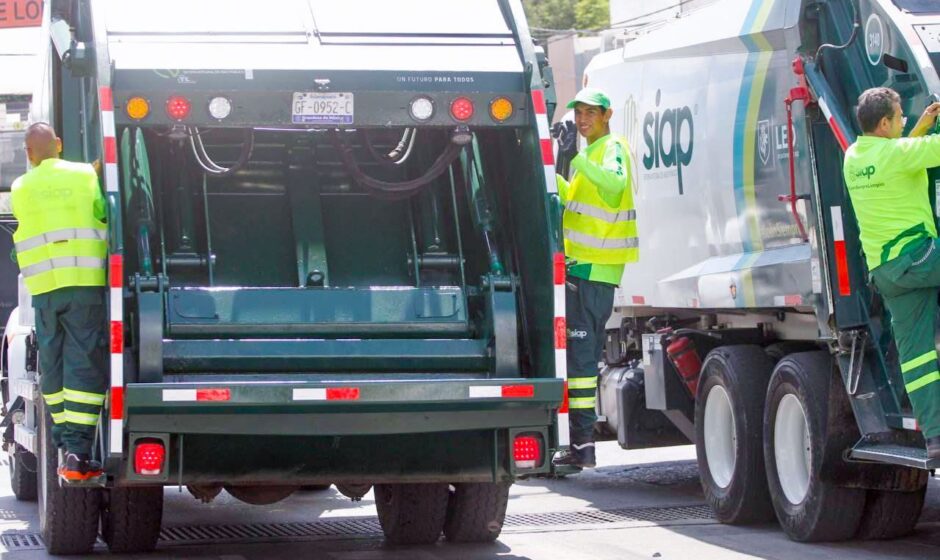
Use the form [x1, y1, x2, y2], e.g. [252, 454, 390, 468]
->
[34, 287, 108, 455]
[566, 275, 615, 445]
[871, 238, 940, 439]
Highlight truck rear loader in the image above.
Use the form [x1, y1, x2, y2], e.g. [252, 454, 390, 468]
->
[0, 0, 568, 554]
[580, 0, 940, 543]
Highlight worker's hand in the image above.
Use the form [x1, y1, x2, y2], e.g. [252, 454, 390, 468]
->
[92, 159, 102, 177]
[552, 120, 578, 159]
[909, 102, 940, 137]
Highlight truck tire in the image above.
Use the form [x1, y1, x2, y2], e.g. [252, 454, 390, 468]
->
[764, 342, 818, 364]
[375, 483, 448, 545]
[101, 486, 164, 553]
[443, 482, 511, 542]
[764, 351, 865, 542]
[9, 444, 38, 501]
[694, 346, 775, 524]
[856, 484, 926, 540]
[36, 402, 101, 555]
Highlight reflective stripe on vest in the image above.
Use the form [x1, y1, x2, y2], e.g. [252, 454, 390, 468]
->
[564, 228, 639, 250]
[565, 201, 636, 224]
[20, 256, 106, 279]
[562, 135, 638, 265]
[15, 227, 107, 253]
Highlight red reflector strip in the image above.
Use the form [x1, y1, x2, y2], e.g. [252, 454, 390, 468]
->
[109, 255, 123, 287]
[501, 384, 534, 398]
[531, 89, 547, 115]
[103, 136, 118, 164]
[196, 388, 231, 401]
[553, 252, 565, 285]
[326, 387, 360, 401]
[632, 295, 646, 305]
[830, 207, 851, 296]
[554, 317, 567, 349]
[559, 380, 569, 413]
[110, 387, 124, 420]
[99, 86, 114, 111]
[834, 241, 851, 296]
[818, 97, 848, 152]
[110, 321, 123, 353]
[540, 138, 555, 165]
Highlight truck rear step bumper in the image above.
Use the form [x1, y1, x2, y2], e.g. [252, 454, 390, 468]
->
[124, 377, 563, 436]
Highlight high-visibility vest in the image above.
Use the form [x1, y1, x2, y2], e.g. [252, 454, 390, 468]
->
[562, 135, 639, 265]
[11, 159, 107, 296]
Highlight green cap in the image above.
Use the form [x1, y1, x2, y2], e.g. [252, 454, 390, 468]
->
[566, 87, 611, 110]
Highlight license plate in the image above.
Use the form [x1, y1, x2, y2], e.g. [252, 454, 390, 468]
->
[292, 92, 354, 125]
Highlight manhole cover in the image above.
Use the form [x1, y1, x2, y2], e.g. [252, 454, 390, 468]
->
[0, 533, 43, 551]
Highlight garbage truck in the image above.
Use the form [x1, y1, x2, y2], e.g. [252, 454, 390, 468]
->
[578, 0, 940, 543]
[0, 0, 567, 554]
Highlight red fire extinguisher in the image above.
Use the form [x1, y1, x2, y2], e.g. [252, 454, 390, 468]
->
[666, 337, 702, 397]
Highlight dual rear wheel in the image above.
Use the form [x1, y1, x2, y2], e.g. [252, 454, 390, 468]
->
[696, 347, 926, 542]
[375, 481, 511, 545]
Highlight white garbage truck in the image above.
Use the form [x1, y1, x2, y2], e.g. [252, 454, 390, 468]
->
[579, 0, 940, 543]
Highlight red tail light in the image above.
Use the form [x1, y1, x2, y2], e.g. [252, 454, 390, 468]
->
[513, 435, 542, 469]
[134, 441, 165, 476]
[450, 97, 474, 121]
[165, 95, 192, 121]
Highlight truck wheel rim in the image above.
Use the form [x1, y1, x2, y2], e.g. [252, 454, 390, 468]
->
[774, 393, 811, 505]
[703, 384, 736, 488]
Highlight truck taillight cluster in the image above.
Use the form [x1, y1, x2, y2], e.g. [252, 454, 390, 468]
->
[513, 434, 543, 470]
[134, 440, 166, 476]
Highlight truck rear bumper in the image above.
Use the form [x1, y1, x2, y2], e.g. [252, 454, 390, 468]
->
[124, 377, 563, 435]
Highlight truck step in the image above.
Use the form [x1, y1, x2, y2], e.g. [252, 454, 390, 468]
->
[848, 441, 939, 470]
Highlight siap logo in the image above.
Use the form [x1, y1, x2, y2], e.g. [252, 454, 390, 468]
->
[642, 90, 694, 194]
[854, 165, 876, 180]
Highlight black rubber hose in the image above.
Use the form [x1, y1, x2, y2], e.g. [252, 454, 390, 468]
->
[330, 131, 464, 198]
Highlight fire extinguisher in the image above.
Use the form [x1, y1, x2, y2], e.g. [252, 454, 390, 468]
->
[666, 336, 702, 397]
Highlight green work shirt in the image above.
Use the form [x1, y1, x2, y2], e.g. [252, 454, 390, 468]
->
[843, 134, 940, 270]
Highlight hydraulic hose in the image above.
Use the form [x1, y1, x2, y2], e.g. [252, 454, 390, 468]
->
[330, 130, 465, 199]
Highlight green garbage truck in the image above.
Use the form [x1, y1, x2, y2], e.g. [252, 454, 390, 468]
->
[0, 0, 567, 554]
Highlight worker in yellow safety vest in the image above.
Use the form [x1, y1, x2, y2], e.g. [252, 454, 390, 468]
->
[553, 88, 638, 468]
[12, 122, 108, 481]
[843, 87, 940, 460]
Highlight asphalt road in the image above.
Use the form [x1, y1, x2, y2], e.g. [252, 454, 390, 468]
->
[0, 443, 937, 559]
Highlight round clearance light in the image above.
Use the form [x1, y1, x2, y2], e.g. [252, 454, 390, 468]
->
[489, 97, 513, 122]
[450, 97, 474, 122]
[409, 96, 434, 122]
[165, 95, 192, 121]
[208, 96, 233, 120]
[125, 96, 150, 120]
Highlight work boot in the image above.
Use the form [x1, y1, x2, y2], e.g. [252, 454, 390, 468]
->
[57, 452, 103, 482]
[927, 436, 940, 460]
[552, 442, 596, 468]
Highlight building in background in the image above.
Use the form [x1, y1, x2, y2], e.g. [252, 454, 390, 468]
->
[546, 0, 717, 122]
[0, 0, 43, 194]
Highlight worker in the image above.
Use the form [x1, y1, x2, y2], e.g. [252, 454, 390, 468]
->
[553, 88, 638, 468]
[843, 87, 940, 460]
[12, 122, 108, 481]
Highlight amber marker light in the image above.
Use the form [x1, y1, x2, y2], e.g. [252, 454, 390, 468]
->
[489, 97, 514, 122]
[125, 96, 150, 120]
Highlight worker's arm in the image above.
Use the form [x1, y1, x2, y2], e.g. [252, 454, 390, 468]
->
[894, 133, 940, 173]
[89, 169, 107, 222]
[569, 140, 629, 207]
[908, 102, 940, 138]
[556, 174, 570, 203]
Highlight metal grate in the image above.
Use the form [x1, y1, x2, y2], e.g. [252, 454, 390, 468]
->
[503, 504, 715, 528]
[0, 533, 44, 551]
[158, 504, 715, 546]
